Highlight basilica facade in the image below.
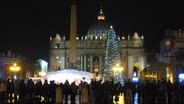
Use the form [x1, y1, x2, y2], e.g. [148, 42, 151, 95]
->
[49, 2, 146, 79]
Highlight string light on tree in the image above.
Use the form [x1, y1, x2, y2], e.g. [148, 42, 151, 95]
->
[104, 26, 121, 82]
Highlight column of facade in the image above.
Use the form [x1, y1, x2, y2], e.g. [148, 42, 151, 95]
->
[83, 54, 87, 71]
[80, 54, 84, 71]
[64, 41, 67, 69]
[128, 55, 133, 78]
[90, 55, 93, 73]
[139, 56, 145, 71]
[99, 56, 103, 74]
[65, 55, 68, 68]
[50, 56, 55, 71]
[61, 55, 65, 69]
[64, 53, 66, 69]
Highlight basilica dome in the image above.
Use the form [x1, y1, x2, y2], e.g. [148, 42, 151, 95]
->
[87, 8, 110, 37]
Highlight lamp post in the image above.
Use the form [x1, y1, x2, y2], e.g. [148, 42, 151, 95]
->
[9, 63, 21, 79]
[112, 64, 124, 83]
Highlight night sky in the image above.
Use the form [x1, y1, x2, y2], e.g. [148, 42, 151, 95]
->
[0, 0, 183, 61]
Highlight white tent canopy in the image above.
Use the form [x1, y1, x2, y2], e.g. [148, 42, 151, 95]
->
[43, 69, 94, 85]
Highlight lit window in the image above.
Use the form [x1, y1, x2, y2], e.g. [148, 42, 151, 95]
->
[56, 56, 59, 59]
[165, 40, 171, 46]
[118, 37, 120, 40]
[100, 36, 102, 40]
[95, 36, 98, 40]
[122, 36, 125, 39]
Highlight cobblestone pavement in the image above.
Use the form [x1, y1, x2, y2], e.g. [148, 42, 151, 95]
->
[3, 93, 138, 104]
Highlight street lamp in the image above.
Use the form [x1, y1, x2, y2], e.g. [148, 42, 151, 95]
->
[112, 64, 124, 73]
[9, 63, 21, 79]
[39, 71, 47, 77]
[112, 64, 124, 83]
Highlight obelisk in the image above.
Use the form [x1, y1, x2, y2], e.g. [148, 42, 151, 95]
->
[69, 0, 77, 67]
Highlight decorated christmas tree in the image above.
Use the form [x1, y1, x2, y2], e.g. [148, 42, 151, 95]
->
[104, 26, 121, 81]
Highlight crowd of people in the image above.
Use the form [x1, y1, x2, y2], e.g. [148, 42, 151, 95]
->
[136, 79, 184, 104]
[0, 77, 184, 104]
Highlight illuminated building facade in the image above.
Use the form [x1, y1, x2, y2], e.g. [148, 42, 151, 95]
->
[142, 29, 184, 82]
[0, 50, 36, 79]
[49, 2, 146, 79]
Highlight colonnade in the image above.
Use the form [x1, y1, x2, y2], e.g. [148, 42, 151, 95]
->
[79, 54, 103, 74]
